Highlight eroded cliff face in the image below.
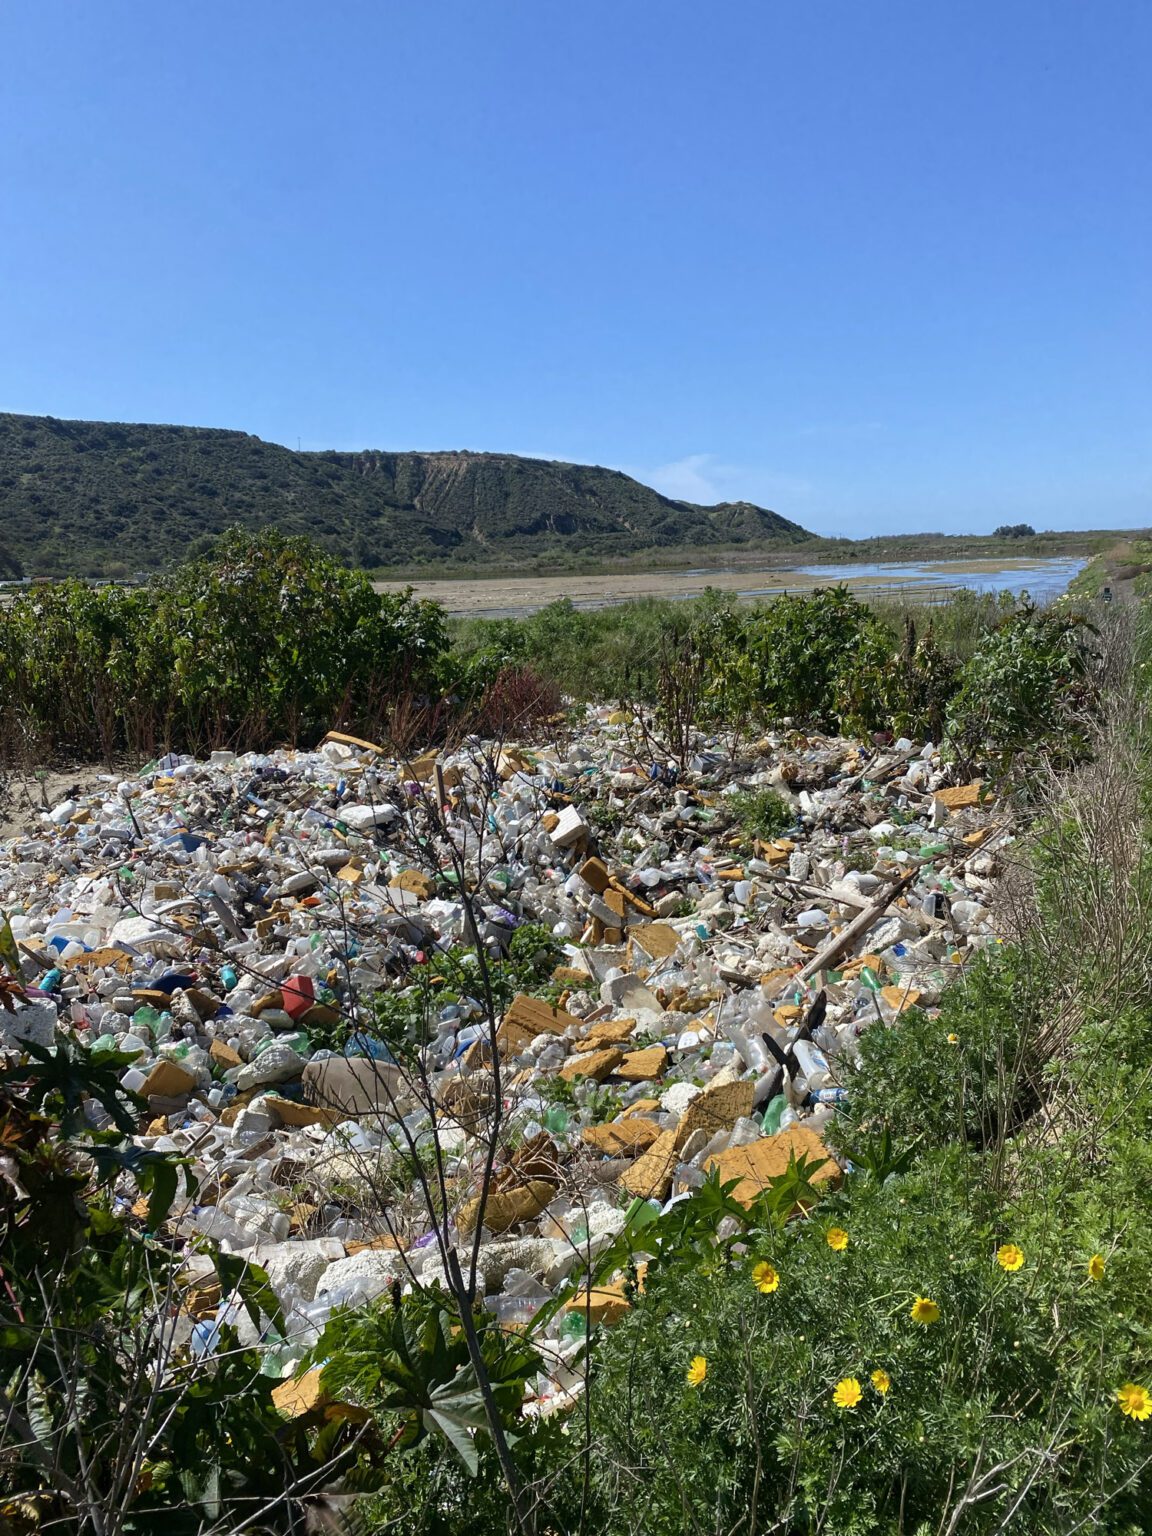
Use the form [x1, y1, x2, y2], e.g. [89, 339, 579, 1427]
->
[0, 412, 811, 575]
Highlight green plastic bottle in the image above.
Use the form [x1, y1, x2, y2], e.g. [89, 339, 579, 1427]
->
[761, 1095, 788, 1135]
[623, 1196, 660, 1231]
[542, 1105, 570, 1136]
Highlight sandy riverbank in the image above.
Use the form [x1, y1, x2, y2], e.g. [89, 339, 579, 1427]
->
[374, 557, 1065, 618]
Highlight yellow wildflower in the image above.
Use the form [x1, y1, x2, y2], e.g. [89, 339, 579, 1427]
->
[910, 1296, 940, 1325]
[997, 1243, 1025, 1273]
[686, 1355, 707, 1388]
[946, 1033, 959, 1045]
[871, 1368, 891, 1395]
[752, 1260, 780, 1294]
[1116, 1383, 1152, 1421]
[832, 1376, 862, 1408]
[826, 1227, 849, 1253]
[1088, 1254, 1106, 1283]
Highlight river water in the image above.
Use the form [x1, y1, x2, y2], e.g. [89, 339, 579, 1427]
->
[757, 557, 1086, 605]
[381, 555, 1089, 618]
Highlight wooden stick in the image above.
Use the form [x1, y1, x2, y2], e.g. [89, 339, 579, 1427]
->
[322, 728, 386, 755]
[788, 824, 1011, 986]
[792, 867, 921, 986]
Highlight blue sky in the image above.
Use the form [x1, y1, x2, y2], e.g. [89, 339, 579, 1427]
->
[1, 1, 1148, 536]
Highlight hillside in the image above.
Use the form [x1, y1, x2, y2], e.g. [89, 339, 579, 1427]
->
[0, 413, 810, 577]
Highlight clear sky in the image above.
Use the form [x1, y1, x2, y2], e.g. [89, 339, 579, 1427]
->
[1, 2, 1148, 536]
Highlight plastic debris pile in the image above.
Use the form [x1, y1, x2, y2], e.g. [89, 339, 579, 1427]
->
[0, 715, 1006, 1413]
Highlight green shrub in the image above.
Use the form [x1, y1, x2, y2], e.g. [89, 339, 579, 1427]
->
[835, 615, 961, 741]
[566, 1147, 1152, 1535]
[702, 587, 960, 738]
[316, 1284, 541, 1475]
[454, 595, 725, 705]
[836, 947, 1051, 1153]
[726, 786, 794, 843]
[946, 604, 1099, 777]
[0, 527, 450, 759]
[702, 586, 876, 728]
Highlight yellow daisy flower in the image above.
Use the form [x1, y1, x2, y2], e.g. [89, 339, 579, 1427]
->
[946, 1033, 959, 1045]
[826, 1227, 849, 1253]
[832, 1376, 862, 1409]
[1116, 1383, 1152, 1421]
[1088, 1254, 1106, 1283]
[996, 1243, 1025, 1273]
[752, 1260, 780, 1294]
[910, 1296, 940, 1325]
[686, 1355, 707, 1388]
[871, 1369, 891, 1395]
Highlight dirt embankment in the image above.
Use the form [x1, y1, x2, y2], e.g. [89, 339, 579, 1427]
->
[0, 767, 111, 843]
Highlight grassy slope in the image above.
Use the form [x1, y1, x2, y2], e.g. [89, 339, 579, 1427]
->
[0, 412, 808, 577]
[2, 410, 1139, 581]
[1068, 536, 1152, 600]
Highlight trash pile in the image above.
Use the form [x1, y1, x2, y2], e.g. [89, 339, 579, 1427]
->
[0, 713, 1007, 1413]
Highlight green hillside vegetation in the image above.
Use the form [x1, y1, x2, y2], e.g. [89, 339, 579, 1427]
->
[0, 412, 810, 577]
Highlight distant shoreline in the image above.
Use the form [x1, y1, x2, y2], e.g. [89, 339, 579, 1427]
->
[376, 554, 1086, 619]
[367, 529, 1131, 586]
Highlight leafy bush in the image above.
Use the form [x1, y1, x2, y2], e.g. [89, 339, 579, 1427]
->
[563, 1146, 1152, 1535]
[0, 1028, 363, 1534]
[315, 1284, 541, 1475]
[699, 587, 963, 739]
[835, 615, 961, 741]
[726, 786, 794, 843]
[0, 527, 450, 760]
[701, 586, 879, 728]
[837, 946, 1050, 1152]
[454, 595, 719, 705]
[946, 605, 1099, 777]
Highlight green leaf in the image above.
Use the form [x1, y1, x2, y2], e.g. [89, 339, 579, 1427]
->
[145, 1159, 177, 1229]
[214, 1250, 286, 1335]
[425, 1406, 480, 1475]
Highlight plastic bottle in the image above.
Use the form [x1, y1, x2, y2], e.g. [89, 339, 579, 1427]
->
[792, 1039, 830, 1091]
[761, 1095, 788, 1134]
[722, 1020, 769, 1073]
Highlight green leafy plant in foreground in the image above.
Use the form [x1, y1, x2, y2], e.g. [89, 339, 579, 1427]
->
[316, 1284, 541, 1476]
[569, 1150, 1151, 1536]
[0, 1033, 365, 1535]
